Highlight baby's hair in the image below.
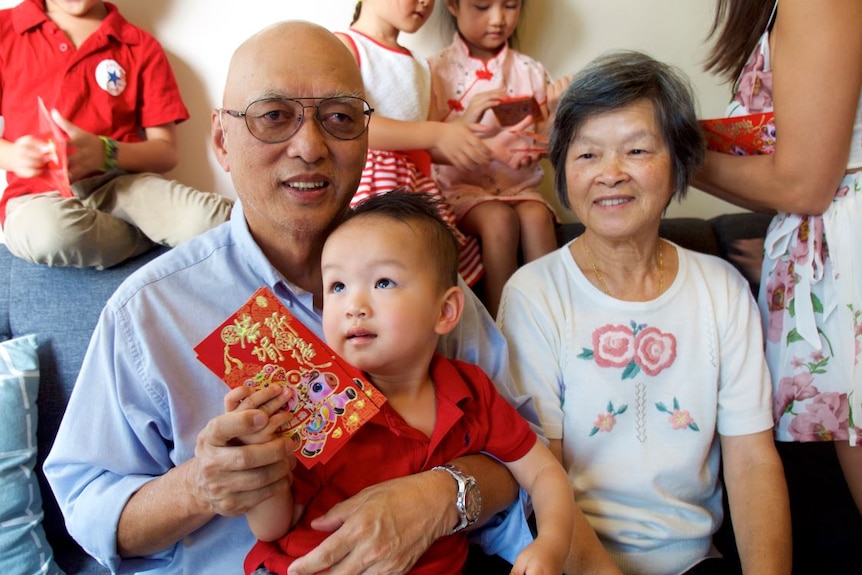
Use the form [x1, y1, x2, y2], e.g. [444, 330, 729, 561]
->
[442, 0, 526, 50]
[343, 189, 460, 290]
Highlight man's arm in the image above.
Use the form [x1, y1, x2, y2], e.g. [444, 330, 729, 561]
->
[720, 430, 792, 574]
[117, 404, 295, 556]
[285, 453, 518, 575]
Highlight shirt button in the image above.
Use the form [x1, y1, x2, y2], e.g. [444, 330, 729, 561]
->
[59, 43, 69, 52]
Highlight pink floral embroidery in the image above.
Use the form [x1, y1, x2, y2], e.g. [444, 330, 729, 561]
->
[589, 401, 627, 436]
[669, 409, 694, 430]
[656, 397, 699, 431]
[633, 327, 676, 376]
[787, 392, 850, 442]
[593, 413, 616, 433]
[580, 321, 676, 379]
[447, 99, 463, 112]
[592, 325, 635, 368]
[733, 52, 773, 113]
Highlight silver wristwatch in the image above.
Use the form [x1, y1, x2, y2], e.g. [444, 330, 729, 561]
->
[432, 463, 482, 534]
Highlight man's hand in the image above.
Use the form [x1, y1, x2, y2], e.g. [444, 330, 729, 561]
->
[287, 471, 453, 575]
[190, 399, 296, 518]
[118, 395, 297, 557]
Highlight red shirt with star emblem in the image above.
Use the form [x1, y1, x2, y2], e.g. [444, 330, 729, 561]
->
[0, 0, 189, 221]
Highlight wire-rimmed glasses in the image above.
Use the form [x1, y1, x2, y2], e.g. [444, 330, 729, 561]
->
[219, 96, 373, 143]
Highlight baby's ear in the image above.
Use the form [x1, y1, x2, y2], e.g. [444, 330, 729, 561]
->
[435, 286, 464, 336]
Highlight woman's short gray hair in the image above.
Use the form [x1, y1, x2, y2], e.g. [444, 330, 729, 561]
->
[549, 50, 705, 209]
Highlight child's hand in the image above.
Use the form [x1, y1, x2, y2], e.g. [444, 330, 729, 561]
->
[546, 75, 573, 117]
[434, 122, 493, 171]
[460, 88, 507, 124]
[510, 538, 566, 575]
[224, 384, 297, 446]
[7, 135, 50, 178]
[50, 110, 106, 182]
[482, 116, 544, 169]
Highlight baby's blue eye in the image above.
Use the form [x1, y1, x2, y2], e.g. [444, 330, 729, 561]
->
[375, 278, 395, 289]
[331, 282, 345, 293]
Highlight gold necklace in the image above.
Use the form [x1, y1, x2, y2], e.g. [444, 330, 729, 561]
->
[582, 240, 664, 297]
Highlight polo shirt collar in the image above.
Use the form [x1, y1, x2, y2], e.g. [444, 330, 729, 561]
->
[13, 1, 139, 46]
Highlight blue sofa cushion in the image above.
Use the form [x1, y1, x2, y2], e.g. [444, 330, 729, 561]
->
[0, 334, 63, 574]
[0, 244, 169, 573]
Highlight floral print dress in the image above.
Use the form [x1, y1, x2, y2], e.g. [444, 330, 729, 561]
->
[728, 22, 862, 446]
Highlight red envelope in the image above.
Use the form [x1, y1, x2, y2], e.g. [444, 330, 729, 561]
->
[493, 96, 541, 127]
[36, 98, 73, 198]
[194, 287, 386, 468]
[700, 112, 775, 156]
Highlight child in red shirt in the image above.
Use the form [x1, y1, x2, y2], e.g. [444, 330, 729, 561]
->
[0, 0, 232, 268]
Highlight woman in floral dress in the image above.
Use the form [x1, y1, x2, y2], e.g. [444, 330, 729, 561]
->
[695, 0, 862, 507]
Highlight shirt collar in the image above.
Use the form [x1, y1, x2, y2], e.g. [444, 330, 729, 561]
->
[13, 1, 140, 46]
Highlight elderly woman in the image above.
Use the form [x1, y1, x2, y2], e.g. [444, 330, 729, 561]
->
[497, 51, 791, 575]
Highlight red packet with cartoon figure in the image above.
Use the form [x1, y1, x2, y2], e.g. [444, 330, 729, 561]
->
[699, 111, 775, 156]
[194, 287, 386, 468]
[36, 97, 73, 198]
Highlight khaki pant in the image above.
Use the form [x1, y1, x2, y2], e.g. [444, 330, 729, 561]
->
[3, 172, 233, 269]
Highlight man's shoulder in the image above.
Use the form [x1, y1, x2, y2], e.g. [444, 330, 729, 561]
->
[109, 224, 234, 307]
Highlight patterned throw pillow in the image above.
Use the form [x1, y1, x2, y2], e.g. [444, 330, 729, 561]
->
[0, 335, 63, 574]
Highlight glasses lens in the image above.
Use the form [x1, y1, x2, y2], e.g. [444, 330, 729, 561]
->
[245, 99, 303, 143]
[317, 97, 370, 140]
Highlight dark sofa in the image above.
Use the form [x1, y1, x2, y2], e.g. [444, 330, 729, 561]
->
[1, 211, 857, 574]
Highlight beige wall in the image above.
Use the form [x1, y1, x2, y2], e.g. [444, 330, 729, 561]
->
[0, 0, 743, 220]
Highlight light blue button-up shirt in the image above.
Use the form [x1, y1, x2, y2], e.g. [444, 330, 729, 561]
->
[44, 202, 535, 573]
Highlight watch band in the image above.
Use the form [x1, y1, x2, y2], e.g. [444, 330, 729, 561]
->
[99, 136, 119, 172]
[432, 463, 482, 534]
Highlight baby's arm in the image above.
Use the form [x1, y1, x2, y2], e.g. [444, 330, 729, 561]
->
[224, 385, 300, 541]
[506, 439, 574, 575]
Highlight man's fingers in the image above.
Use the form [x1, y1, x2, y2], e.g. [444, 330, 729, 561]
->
[201, 410, 269, 448]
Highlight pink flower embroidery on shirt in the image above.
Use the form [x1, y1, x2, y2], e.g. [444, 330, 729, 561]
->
[589, 401, 627, 436]
[656, 397, 700, 431]
[580, 322, 677, 379]
[592, 325, 636, 368]
[447, 99, 464, 112]
[633, 327, 676, 376]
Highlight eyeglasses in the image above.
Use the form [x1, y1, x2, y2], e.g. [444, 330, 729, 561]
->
[219, 96, 374, 143]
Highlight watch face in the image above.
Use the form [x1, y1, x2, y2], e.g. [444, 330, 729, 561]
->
[464, 479, 482, 522]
